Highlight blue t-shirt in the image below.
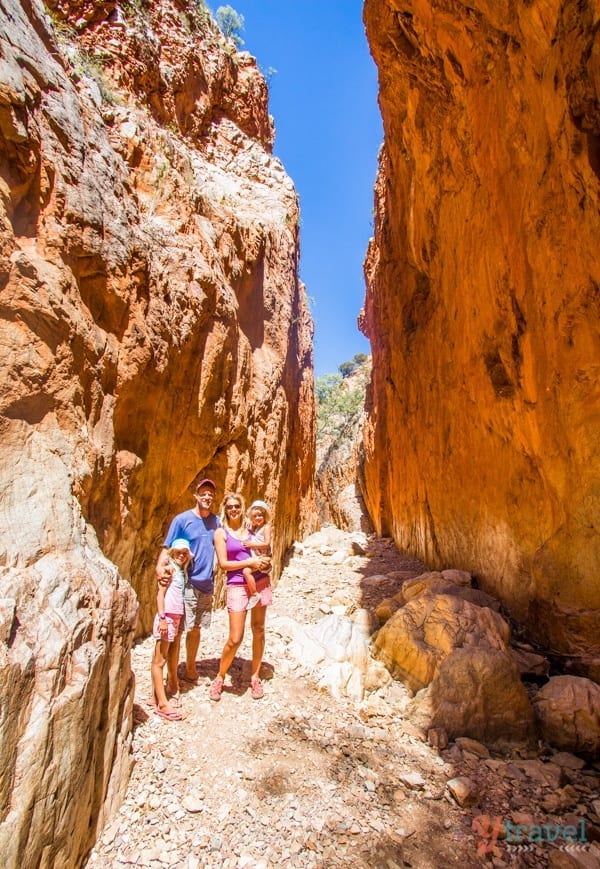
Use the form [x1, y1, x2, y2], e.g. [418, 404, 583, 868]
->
[164, 510, 221, 593]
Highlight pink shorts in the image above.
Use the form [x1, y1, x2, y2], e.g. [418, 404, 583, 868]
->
[226, 577, 273, 613]
[152, 613, 182, 642]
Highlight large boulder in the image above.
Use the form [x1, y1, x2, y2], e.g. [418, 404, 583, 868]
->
[428, 647, 536, 747]
[373, 592, 510, 693]
[372, 587, 538, 746]
[533, 675, 600, 757]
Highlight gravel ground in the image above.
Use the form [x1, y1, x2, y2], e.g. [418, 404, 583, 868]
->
[87, 532, 600, 869]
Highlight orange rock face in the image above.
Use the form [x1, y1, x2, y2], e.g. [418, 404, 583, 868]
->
[0, 0, 314, 863]
[1, 0, 315, 623]
[362, 0, 600, 666]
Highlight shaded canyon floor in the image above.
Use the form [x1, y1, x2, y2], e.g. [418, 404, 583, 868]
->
[87, 533, 600, 869]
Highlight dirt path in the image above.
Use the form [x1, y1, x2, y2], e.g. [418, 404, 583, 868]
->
[87, 532, 599, 869]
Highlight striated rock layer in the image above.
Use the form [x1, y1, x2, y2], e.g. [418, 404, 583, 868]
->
[0, 0, 314, 865]
[362, 0, 600, 669]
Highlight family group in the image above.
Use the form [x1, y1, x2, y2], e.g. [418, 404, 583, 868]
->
[150, 479, 274, 720]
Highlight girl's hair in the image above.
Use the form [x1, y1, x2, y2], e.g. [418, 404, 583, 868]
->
[219, 492, 246, 530]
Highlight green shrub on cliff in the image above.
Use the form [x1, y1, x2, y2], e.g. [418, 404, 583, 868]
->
[338, 352, 368, 378]
[316, 356, 371, 440]
[216, 5, 244, 47]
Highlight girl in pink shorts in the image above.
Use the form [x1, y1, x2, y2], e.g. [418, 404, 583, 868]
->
[151, 538, 191, 720]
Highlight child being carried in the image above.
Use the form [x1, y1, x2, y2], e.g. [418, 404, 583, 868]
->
[242, 499, 272, 610]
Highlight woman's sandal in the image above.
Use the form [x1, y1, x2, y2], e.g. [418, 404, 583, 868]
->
[209, 676, 224, 701]
[250, 677, 264, 700]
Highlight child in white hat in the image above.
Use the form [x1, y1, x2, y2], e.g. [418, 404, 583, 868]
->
[242, 500, 272, 610]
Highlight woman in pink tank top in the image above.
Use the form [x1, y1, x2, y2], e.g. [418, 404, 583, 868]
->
[209, 493, 272, 701]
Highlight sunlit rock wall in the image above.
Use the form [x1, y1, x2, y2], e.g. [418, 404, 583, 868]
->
[0, 0, 315, 864]
[362, 0, 600, 670]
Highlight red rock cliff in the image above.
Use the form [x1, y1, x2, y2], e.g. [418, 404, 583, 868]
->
[0, 0, 314, 864]
[362, 0, 600, 669]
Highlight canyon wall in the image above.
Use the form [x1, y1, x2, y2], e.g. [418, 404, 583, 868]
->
[0, 0, 314, 864]
[362, 0, 600, 671]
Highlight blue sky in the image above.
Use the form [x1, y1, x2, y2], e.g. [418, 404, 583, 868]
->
[221, 1, 383, 377]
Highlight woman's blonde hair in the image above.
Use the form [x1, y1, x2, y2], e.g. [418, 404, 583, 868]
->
[219, 492, 246, 530]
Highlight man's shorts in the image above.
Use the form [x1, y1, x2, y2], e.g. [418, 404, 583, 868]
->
[184, 586, 213, 629]
[226, 576, 273, 613]
[152, 613, 182, 643]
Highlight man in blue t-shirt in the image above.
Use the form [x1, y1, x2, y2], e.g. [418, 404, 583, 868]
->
[156, 478, 220, 687]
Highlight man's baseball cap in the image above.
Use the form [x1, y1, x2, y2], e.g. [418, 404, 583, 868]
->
[195, 478, 216, 491]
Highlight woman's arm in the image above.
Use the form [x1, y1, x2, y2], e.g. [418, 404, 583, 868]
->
[214, 528, 269, 572]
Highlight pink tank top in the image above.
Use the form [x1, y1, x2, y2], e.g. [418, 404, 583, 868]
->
[225, 529, 251, 585]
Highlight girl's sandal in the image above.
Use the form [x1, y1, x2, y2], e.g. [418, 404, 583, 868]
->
[154, 707, 184, 721]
